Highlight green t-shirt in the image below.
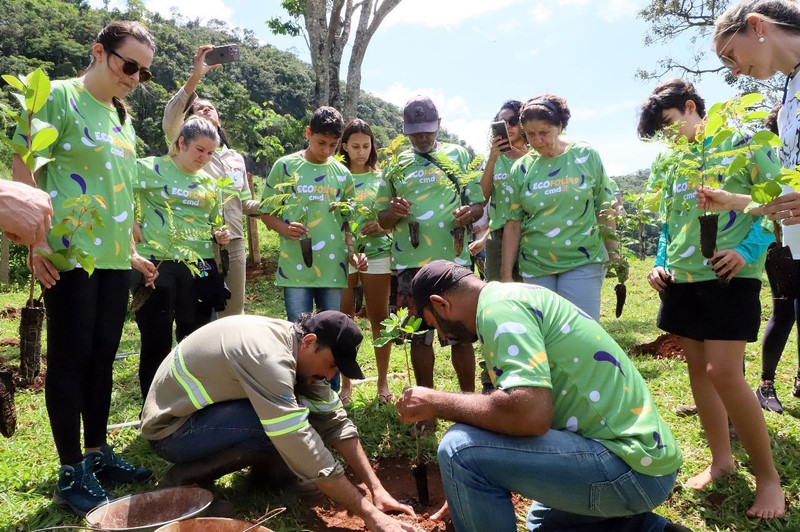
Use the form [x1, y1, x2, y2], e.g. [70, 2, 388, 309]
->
[352, 171, 392, 260]
[476, 282, 683, 476]
[374, 143, 484, 270]
[17, 78, 138, 270]
[488, 153, 524, 231]
[655, 135, 779, 283]
[260, 152, 355, 288]
[134, 157, 222, 261]
[508, 142, 615, 278]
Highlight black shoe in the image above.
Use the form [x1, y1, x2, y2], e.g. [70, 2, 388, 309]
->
[52, 452, 111, 517]
[664, 521, 693, 532]
[756, 380, 784, 414]
[160, 447, 267, 488]
[94, 444, 153, 484]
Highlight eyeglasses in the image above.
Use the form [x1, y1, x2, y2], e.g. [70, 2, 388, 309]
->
[105, 48, 152, 82]
[504, 116, 520, 126]
[716, 27, 741, 70]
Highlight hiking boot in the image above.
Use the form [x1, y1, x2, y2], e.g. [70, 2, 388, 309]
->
[675, 403, 697, 417]
[94, 443, 153, 484]
[160, 447, 268, 488]
[792, 376, 800, 398]
[52, 452, 111, 516]
[756, 380, 784, 414]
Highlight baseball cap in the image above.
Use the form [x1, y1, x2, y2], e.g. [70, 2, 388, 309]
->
[403, 95, 440, 135]
[305, 311, 365, 379]
[411, 260, 474, 321]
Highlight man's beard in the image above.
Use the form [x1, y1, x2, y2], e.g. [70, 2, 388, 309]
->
[433, 309, 478, 344]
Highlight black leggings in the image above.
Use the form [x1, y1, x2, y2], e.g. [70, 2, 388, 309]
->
[761, 258, 800, 381]
[134, 260, 216, 401]
[44, 268, 130, 465]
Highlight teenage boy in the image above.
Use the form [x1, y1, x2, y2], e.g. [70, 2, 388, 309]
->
[376, 95, 484, 433]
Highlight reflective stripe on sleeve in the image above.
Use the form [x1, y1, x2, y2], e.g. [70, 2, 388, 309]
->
[262, 409, 310, 436]
[297, 394, 341, 413]
[170, 345, 213, 410]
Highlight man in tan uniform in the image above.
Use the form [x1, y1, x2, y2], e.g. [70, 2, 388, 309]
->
[141, 311, 415, 532]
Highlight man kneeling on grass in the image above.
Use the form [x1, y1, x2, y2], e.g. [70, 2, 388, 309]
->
[141, 311, 416, 532]
[396, 260, 687, 532]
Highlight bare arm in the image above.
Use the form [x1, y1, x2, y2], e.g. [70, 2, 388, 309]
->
[377, 197, 411, 230]
[500, 219, 521, 281]
[396, 386, 552, 436]
[259, 212, 307, 240]
[0, 179, 52, 246]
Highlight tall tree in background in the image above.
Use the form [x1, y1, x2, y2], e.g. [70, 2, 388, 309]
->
[638, 0, 781, 98]
[268, 0, 402, 118]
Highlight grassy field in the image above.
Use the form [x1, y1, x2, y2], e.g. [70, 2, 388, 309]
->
[2, 232, 800, 531]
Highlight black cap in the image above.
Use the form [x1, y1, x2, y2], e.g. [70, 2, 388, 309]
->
[411, 260, 474, 320]
[305, 311, 365, 380]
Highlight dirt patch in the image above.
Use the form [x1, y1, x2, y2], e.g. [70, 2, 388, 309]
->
[0, 355, 47, 392]
[0, 306, 21, 320]
[632, 333, 684, 361]
[246, 257, 278, 283]
[304, 457, 530, 531]
[0, 338, 19, 347]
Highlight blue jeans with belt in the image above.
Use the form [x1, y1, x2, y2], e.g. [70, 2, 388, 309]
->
[438, 424, 678, 532]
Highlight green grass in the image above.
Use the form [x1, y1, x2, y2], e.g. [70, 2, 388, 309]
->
[2, 249, 800, 530]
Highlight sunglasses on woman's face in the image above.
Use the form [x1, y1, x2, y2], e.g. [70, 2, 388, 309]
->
[504, 116, 520, 126]
[106, 48, 152, 82]
[718, 53, 737, 70]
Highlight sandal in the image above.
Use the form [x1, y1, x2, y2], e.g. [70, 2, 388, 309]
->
[378, 392, 395, 405]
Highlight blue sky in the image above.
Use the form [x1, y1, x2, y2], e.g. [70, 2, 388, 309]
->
[93, 0, 738, 176]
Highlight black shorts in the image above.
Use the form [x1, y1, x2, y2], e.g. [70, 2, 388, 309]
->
[657, 278, 762, 342]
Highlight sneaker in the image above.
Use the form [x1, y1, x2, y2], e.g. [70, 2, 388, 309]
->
[675, 403, 697, 417]
[756, 380, 784, 414]
[792, 376, 800, 398]
[94, 443, 153, 484]
[52, 452, 111, 516]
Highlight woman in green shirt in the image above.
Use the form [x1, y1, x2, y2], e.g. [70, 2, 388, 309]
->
[338, 119, 394, 404]
[134, 116, 230, 400]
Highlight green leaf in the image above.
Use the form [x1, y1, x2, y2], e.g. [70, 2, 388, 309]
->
[704, 113, 724, 137]
[726, 156, 748, 176]
[30, 127, 57, 153]
[751, 130, 782, 148]
[40, 249, 74, 271]
[743, 110, 769, 121]
[48, 223, 71, 237]
[33, 156, 54, 173]
[2, 74, 26, 92]
[372, 337, 392, 348]
[739, 92, 764, 108]
[751, 181, 783, 204]
[709, 128, 733, 148]
[75, 252, 95, 276]
[11, 92, 27, 114]
[25, 68, 51, 114]
[5, 138, 30, 159]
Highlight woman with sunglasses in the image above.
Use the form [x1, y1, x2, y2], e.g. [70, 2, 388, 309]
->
[161, 45, 261, 317]
[12, 21, 157, 516]
[479, 100, 528, 282]
[500, 95, 621, 320]
[712, 1, 800, 416]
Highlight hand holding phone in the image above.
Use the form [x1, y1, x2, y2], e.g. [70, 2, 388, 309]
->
[205, 44, 239, 65]
[490, 120, 511, 152]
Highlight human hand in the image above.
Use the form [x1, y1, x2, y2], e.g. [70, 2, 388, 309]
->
[430, 501, 449, 522]
[214, 229, 231, 245]
[389, 197, 411, 219]
[488, 135, 509, 159]
[469, 238, 486, 256]
[0, 181, 52, 245]
[192, 45, 222, 78]
[646, 266, 672, 292]
[360, 221, 384, 236]
[764, 192, 800, 225]
[132, 221, 144, 243]
[395, 386, 435, 424]
[131, 254, 158, 288]
[371, 487, 416, 518]
[364, 511, 417, 532]
[710, 249, 745, 281]
[453, 205, 474, 226]
[350, 252, 368, 272]
[282, 222, 308, 240]
[28, 242, 59, 289]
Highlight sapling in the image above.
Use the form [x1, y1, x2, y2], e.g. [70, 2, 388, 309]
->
[260, 171, 318, 267]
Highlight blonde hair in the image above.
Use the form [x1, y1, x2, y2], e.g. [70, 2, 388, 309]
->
[169, 116, 220, 157]
[714, 0, 800, 40]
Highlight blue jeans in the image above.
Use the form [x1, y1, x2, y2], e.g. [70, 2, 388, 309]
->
[438, 424, 677, 532]
[283, 287, 343, 390]
[524, 263, 605, 321]
[152, 400, 274, 463]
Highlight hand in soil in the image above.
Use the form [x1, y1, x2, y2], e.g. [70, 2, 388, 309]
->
[710, 249, 745, 281]
[452, 205, 474, 226]
[282, 221, 308, 240]
[429, 501, 449, 522]
[350, 252, 368, 272]
[396, 387, 436, 424]
[372, 486, 416, 518]
[646, 267, 673, 292]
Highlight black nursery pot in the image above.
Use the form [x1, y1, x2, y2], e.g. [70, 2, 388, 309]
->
[18, 300, 45, 387]
[408, 221, 420, 249]
[299, 236, 314, 267]
[765, 243, 798, 299]
[130, 284, 153, 313]
[411, 462, 429, 506]
[0, 370, 16, 438]
[698, 213, 719, 259]
[614, 283, 626, 318]
[453, 226, 466, 256]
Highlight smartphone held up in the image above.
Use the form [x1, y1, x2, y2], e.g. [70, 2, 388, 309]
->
[205, 44, 239, 65]
[490, 120, 511, 152]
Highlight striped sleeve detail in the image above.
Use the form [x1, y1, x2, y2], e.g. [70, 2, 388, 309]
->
[170, 345, 213, 410]
[297, 394, 342, 413]
[262, 409, 310, 436]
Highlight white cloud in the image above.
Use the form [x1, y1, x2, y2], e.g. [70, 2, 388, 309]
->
[558, 0, 589, 6]
[384, 0, 522, 30]
[529, 3, 553, 22]
[597, 0, 640, 22]
[86, 0, 233, 23]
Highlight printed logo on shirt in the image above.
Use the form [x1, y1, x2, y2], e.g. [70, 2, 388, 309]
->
[94, 131, 135, 160]
[171, 187, 208, 208]
[530, 176, 580, 196]
[493, 172, 508, 181]
[673, 181, 696, 202]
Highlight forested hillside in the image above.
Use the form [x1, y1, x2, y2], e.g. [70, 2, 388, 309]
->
[0, 0, 468, 176]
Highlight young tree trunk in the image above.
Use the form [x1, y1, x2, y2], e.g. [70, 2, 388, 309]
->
[0, 234, 9, 288]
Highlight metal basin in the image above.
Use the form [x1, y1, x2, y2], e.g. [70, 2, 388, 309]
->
[85, 486, 213, 532]
[154, 517, 273, 532]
